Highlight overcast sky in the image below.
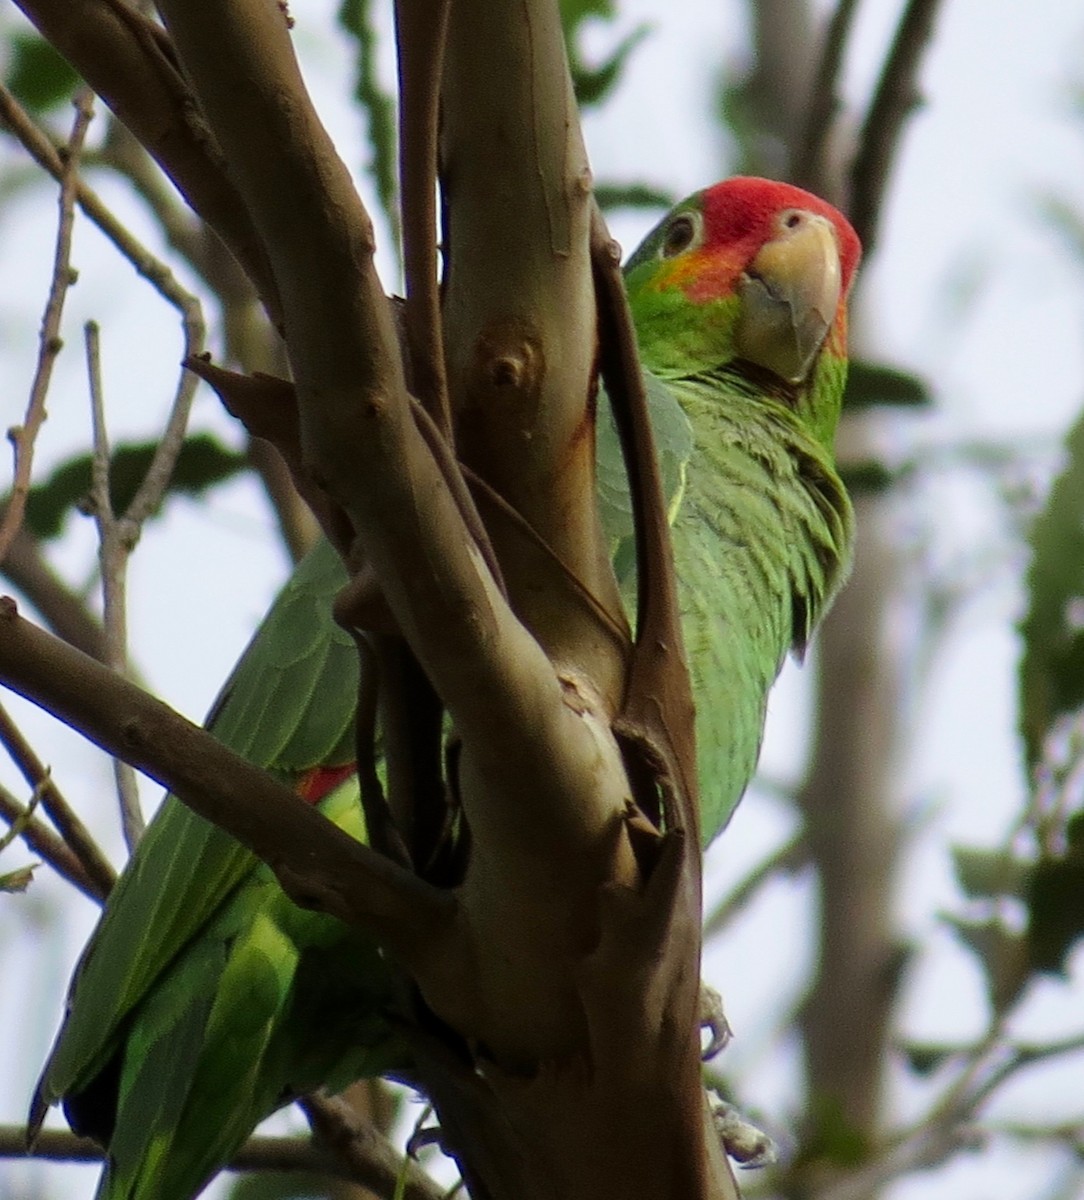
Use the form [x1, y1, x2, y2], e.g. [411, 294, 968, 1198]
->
[3, 1, 1084, 1196]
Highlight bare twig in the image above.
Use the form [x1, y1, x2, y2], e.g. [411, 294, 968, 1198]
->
[0, 700, 116, 897]
[11, 0, 281, 318]
[792, 0, 861, 192]
[0, 1122, 437, 1187]
[0, 92, 91, 562]
[848, 0, 945, 254]
[301, 1093, 446, 1200]
[0, 780, 105, 902]
[0, 83, 211, 331]
[84, 322, 144, 851]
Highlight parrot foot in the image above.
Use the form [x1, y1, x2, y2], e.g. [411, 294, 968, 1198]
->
[708, 1091, 777, 1168]
[699, 982, 732, 1059]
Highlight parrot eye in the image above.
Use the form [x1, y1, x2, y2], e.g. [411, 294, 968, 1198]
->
[661, 213, 699, 258]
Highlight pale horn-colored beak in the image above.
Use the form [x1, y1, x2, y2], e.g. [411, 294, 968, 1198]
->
[734, 210, 842, 385]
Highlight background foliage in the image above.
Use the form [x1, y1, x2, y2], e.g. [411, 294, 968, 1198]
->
[3, 0, 1084, 1197]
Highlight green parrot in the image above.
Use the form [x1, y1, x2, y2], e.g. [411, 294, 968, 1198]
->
[30, 177, 859, 1199]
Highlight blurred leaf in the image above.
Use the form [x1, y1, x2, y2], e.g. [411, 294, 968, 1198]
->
[570, 24, 649, 107]
[1018, 407, 1084, 770]
[560, 0, 612, 25]
[839, 460, 896, 495]
[337, 0, 399, 256]
[596, 182, 676, 212]
[1038, 195, 1084, 264]
[5, 32, 79, 114]
[844, 361, 932, 411]
[795, 1095, 871, 1169]
[940, 912, 1029, 1011]
[900, 1042, 956, 1077]
[951, 845, 1031, 901]
[22, 434, 248, 539]
[0, 862, 38, 893]
[558, 0, 649, 110]
[1025, 813, 1084, 976]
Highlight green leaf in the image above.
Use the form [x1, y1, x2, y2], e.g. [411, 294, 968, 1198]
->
[843, 360, 932, 411]
[5, 32, 79, 114]
[1026, 820, 1084, 976]
[559, 0, 615, 33]
[0, 862, 38, 893]
[940, 912, 1029, 1011]
[900, 1042, 956, 1077]
[1018, 406, 1084, 769]
[838, 460, 896, 495]
[951, 845, 1031, 901]
[337, 0, 399, 257]
[594, 182, 676, 212]
[570, 24, 650, 108]
[22, 434, 248, 539]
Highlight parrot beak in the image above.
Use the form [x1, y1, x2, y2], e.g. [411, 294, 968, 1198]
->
[734, 211, 842, 385]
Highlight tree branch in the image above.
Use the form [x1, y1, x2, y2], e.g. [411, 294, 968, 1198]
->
[0, 526, 108, 662]
[12, 0, 281, 319]
[0, 598, 454, 968]
[792, 0, 861, 193]
[0, 700, 116, 898]
[302, 1093, 446, 1200]
[848, 0, 946, 254]
[0, 780, 105, 902]
[0, 91, 89, 562]
[0, 1122, 443, 1198]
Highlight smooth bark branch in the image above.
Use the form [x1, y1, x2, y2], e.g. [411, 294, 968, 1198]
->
[0, 526, 108, 662]
[396, 0, 453, 440]
[848, 0, 945, 254]
[439, 0, 627, 707]
[0, 599, 453, 964]
[13, 0, 280, 319]
[155, 0, 633, 870]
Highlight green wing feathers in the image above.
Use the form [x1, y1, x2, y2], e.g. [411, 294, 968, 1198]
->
[33, 177, 858, 1200]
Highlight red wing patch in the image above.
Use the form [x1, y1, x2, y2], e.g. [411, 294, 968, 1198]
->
[295, 763, 356, 805]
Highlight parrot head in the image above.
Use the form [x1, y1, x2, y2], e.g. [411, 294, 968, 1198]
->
[623, 177, 861, 442]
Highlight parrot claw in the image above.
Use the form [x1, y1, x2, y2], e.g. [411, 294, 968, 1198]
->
[699, 983, 732, 1059]
[708, 1091, 778, 1168]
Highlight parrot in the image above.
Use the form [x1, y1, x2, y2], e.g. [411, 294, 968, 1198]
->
[29, 176, 859, 1200]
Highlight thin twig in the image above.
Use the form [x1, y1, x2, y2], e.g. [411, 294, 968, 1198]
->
[0, 82, 206, 329]
[847, 0, 945, 254]
[0, 700, 116, 897]
[0, 1123, 428, 1183]
[0, 92, 91, 562]
[84, 322, 144, 851]
[301, 1093, 446, 1200]
[0, 780, 105, 902]
[792, 0, 862, 191]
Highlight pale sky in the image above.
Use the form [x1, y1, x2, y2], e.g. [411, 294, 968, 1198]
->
[2, 1, 1084, 1197]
